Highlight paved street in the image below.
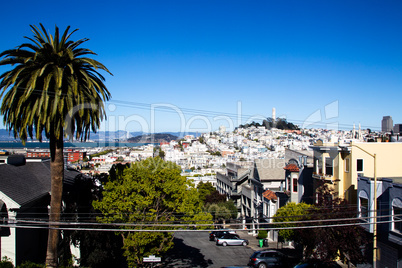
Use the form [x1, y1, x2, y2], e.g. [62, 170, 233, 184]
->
[161, 231, 254, 268]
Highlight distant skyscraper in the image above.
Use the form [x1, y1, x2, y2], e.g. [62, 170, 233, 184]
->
[394, 124, 402, 135]
[272, 107, 276, 122]
[382, 116, 393, 132]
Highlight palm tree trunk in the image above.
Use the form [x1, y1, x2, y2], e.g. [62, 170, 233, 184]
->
[46, 133, 64, 268]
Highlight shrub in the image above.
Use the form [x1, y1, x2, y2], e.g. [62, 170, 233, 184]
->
[0, 256, 13, 268]
[257, 230, 268, 239]
[18, 261, 45, 268]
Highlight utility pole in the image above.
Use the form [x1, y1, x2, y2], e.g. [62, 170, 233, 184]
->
[373, 153, 377, 268]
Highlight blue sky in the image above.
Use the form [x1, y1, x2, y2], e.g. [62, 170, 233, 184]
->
[1, 0, 402, 133]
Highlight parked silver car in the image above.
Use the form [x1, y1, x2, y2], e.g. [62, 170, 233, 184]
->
[209, 230, 238, 241]
[216, 234, 249, 246]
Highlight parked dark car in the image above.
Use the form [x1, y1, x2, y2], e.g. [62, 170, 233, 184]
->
[209, 230, 237, 241]
[293, 259, 342, 267]
[216, 234, 248, 246]
[248, 250, 288, 268]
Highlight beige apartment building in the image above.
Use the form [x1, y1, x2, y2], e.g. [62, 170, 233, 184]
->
[311, 140, 402, 203]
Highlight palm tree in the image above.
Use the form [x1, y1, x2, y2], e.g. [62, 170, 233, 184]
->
[0, 24, 112, 267]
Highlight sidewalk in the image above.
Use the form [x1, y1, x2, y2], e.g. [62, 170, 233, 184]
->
[235, 230, 292, 251]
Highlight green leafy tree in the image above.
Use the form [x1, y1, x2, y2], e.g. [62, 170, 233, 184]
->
[273, 202, 312, 241]
[18, 261, 45, 268]
[89, 149, 113, 160]
[0, 256, 13, 268]
[196, 181, 215, 203]
[158, 150, 165, 159]
[202, 187, 237, 221]
[61, 174, 123, 268]
[215, 206, 231, 223]
[204, 190, 226, 204]
[206, 203, 219, 221]
[205, 201, 237, 224]
[262, 117, 299, 130]
[257, 230, 268, 239]
[221, 200, 238, 219]
[298, 184, 369, 264]
[93, 157, 212, 267]
[0, 24, 111, 267]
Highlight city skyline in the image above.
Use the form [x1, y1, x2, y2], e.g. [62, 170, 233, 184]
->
[1, 1, 402, 133]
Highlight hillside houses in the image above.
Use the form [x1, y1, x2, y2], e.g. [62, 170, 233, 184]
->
[0, 155, 82, 266]
[1, 125, 402, 266]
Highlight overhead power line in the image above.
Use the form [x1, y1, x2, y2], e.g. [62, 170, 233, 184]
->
[8, 86, 381, 130]
[9, 212, 402, 228]
[2, 218, 401, 233]
[107, 99, 381, 130]
[12, 203, 393, 220]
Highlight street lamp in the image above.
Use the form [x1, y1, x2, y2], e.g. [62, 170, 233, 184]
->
[351, 144, 377, 268]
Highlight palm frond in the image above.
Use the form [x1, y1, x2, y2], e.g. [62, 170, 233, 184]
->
[0, 24, 112, 142]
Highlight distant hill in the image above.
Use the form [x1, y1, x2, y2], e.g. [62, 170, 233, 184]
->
[0, 129, 19, 141]
[0, 129, 199, 142]
[127, 133, 179, 143]
[237, 117, 299, 130]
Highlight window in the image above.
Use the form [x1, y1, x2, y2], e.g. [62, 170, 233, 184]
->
[0, 201, 10, 236]
[357, 159, 364, 172]
[360, 197, 369, 220]
[359, 191, 369, 221]
[393, 206, 402, 233]
[287, 178, 291, 191]
[325, 157, 333, 176]
[293, 178, 298, 192]
[345, 158, 350, 172]
[315, 157, 323, 174]
[392, 198, 402, 233]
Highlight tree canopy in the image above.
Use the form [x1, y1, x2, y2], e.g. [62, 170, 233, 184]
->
[197, 182, 237, 221]
[61, 174, 123, 268]
[0, 24, 111, 267]
[196, 181, 216, 203]
[205, 200, 237, 223]
[0, 24, 111, 142]
[204, 190, 227, 204]
[263, 117, 299, 130]
[273, 202, 312, 241]
[236, 118, 299, 130]
[298, 184, 369, 264]
[274, 185, 369, 265]
[93, 157, 212, 267]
